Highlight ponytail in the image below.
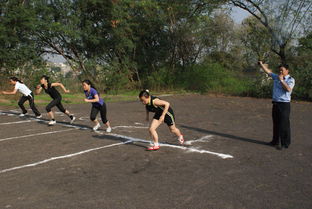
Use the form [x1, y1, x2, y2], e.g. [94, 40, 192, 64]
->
[10, 76, 23, 84]
[139, 89, 150, 98]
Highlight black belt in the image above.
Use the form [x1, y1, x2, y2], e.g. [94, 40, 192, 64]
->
[272, 101, 290, 104]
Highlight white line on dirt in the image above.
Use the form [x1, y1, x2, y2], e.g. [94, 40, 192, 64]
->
[184, 135, 214, 145]
[106, 133, 233, 159]
[0, 141, 131, 174]
[0, 129, 74, 142]
[0, 110, 233, 161]
[0, 120, 33, 125]
[112, 126, 148, 130]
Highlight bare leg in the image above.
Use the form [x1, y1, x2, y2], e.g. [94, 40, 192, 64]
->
[169, 124, 182, 137]
[48, 111, 54, 120]
[105, 121, 111, 128]
[93, 119, 99, 125]
[149, 119, 162, 145]
[169, 124, 184, 144]
[64, 110, 72, 117]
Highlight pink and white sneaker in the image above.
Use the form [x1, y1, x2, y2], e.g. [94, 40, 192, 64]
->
[147, 145, 160, 151]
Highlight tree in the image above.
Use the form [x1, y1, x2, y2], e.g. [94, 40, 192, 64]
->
[238, 16, 272, 66]
[230, 0, 312, 64]
[0, 0, 42, 75]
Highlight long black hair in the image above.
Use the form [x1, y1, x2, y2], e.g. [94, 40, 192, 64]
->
[10, 76, 23, 84]
[139, 89, 150, 98]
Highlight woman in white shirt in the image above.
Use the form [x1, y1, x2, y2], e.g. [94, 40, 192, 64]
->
[1, 77, 42, 118]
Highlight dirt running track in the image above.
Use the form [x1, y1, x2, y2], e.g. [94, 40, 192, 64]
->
[0, 95, 311, 209]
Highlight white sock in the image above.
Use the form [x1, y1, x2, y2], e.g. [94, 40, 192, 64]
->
[154, 142, 159, 147]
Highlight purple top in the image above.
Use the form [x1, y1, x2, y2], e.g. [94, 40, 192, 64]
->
[84, 88, 104, 107]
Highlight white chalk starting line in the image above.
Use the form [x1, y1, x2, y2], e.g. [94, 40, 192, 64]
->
[0, 129, 74, 142]
[0, 110, 233, 174]
[0, 141, 130, 174]
[0, 120, 33, 125]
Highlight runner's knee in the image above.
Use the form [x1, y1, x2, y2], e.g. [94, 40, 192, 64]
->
[46, 106, 52, 112]
[149, 127, 156, 133]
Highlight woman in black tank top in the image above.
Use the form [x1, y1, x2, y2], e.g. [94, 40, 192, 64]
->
[139, 90, 185, 151]
[35, 75, 75, 126]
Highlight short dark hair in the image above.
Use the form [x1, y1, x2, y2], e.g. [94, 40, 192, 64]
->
[278, 64, 289, 70]
[41, 75, 50, 83]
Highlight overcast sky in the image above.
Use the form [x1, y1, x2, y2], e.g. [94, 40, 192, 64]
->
[44, 7, 250, 63]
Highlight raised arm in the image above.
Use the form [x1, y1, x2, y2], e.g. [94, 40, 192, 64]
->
[1, 85, 17, 95]
[2, 88, 17, 95]
[258, 61, 272, 74]
[51, 82, 70, 93]
[153, 99, 170, 122]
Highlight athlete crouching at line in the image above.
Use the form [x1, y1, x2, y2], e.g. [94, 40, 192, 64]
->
[139, 90, 184, 151]
[82, 79, 112, 132]
[35, 75, 75, 125]
[1, 77, 42, 118]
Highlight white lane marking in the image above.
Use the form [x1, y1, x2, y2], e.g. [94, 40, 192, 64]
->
[0, 120, 33, 125]
[0, 141, 131, 174]
[1, 110, 233, 159]
[79, 116, 89, 121]
[134, 122, 144, 125]
[106, 133, 233, 159]
[184, 135, 213, 145]
[112, 126, 148, 130]
[0, 111, 89, 130]
[0, 129, 74, 142]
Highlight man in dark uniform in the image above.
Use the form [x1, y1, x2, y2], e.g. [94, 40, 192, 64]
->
[259, 61, 295, 150]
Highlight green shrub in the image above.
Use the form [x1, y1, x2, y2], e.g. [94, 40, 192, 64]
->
[178, 63, 251, 95]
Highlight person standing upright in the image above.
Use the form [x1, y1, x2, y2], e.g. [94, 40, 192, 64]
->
[258, 61, 295, 150]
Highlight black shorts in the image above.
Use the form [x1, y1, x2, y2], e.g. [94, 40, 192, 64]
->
[90, 104, 108, 123]
[153, 111, 175, 126]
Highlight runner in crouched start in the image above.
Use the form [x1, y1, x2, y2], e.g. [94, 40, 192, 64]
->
[35, 75, 75, 125]
[139, 90, 184, 151]
[82, 79, 112, 132]
[2, 77, 42, 118]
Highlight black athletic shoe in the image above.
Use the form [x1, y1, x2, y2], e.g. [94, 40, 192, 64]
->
[268, 141, 278, 146]
[275, 144, 282, 150]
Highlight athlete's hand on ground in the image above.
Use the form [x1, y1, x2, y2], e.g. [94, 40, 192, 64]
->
[65, 90, 70, 93]
[84, 98, 89, 102]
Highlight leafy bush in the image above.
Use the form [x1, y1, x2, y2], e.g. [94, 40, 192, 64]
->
[177, 63, 251, 95]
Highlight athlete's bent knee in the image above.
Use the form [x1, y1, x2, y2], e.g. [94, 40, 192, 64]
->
[149, 127, 156, 133]
[46, 106, 52, 112]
